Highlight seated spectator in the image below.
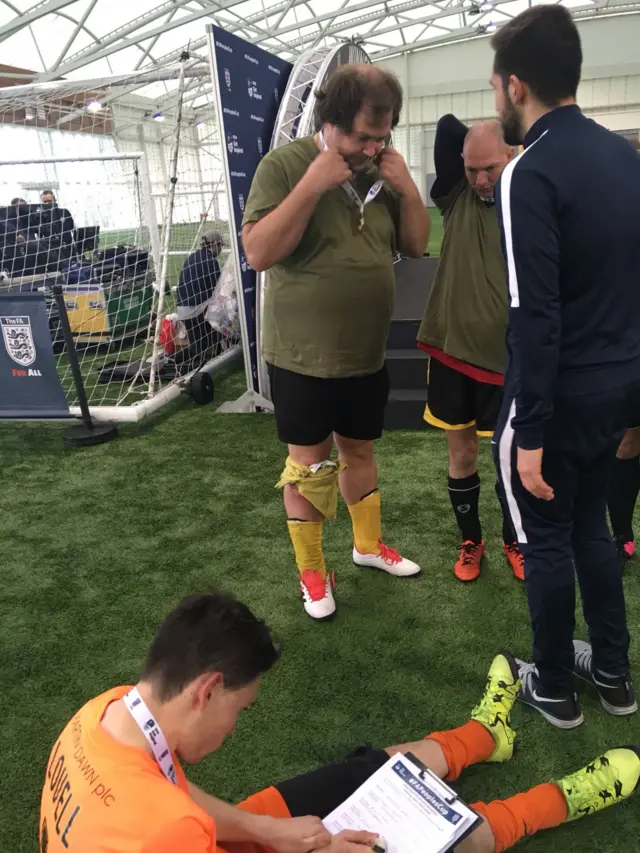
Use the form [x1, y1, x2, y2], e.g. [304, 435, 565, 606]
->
[177, 228, 223, 307]
[174, 228, 223, 373]
[9, 198, 28, 243]
[35, 191, 75, 262]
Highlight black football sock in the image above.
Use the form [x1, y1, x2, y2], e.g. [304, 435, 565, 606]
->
[495, 480, 517, 545]
[608, 457, 640, 541]
[448, 473, 482, 544]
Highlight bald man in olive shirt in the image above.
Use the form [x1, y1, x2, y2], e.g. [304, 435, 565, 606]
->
[418, 115, 521, 584]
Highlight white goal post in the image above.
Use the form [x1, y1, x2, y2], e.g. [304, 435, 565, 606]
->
[0, 62, 241, 423]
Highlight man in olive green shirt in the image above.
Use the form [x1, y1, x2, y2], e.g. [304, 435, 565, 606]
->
[243, 65, 429, 620]
[417, 116, 522, 584]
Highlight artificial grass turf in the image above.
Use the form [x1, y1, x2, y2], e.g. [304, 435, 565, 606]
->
[2, 366, 639, 853]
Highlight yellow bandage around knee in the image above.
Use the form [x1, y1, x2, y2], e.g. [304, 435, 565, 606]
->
[276, 457, 344, 520]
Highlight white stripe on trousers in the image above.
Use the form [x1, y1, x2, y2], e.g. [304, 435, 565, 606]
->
[498, 399, 528, 544]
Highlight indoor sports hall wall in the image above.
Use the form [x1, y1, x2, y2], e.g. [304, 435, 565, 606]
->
[378, 14, 640, 205]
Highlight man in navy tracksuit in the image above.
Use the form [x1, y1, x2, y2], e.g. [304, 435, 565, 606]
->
[490, 6, 639, 728]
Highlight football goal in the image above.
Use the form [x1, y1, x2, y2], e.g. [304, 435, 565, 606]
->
[0, 60, 240, 423]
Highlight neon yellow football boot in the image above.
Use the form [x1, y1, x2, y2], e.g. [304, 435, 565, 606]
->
[557, 747, 640, 822]
[470, 653, 522, 763]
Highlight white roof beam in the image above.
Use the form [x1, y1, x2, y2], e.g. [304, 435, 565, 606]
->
[343, 0, 611, 57]
[28, 23, 46, 70]
[53, 65, 206, 128]
[368, 0, 621, 57]
[38, 7, 219, 82]
[191, 0, 296, 51]
[289, 0, 428, 43]
[373, 29, 479, 59]
[35, 0, 201, 81]
[12, 0, 623, 92]
[49, 0, 100, 73]
[268, 0, 298, 32]
[134, 6, 180, 71]
[164, 0, 436, 62]
[136, 0, 333, 70]
[282, 2, 471, 52]
[49, 0, 298, 79]
[0, 0, 77, 43]
[308, 0, 351, 45]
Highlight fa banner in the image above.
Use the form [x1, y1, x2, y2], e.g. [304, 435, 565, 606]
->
[0, 293, 70, 418]
[208, 24, 292, 395]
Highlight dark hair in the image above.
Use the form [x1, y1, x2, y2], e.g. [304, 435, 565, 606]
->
[315, 65, 402, 133]
[491, 6, 582, 107]
[41, 189, 55, 197]
[140, 592, 281, 701]
[11, 197, 25, 205]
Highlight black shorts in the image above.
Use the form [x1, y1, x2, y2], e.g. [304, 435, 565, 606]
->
[425, 356, 503, 435]
[276, 747, 389, 819]
[267, 363, 390, 446]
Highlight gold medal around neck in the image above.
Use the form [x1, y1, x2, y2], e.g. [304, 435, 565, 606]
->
[318, 131, 381, 236]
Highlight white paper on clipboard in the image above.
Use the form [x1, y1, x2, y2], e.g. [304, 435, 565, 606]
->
[322, 753, 481, 853]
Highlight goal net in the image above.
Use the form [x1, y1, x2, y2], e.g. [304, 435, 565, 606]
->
[0, 64, 240, 422]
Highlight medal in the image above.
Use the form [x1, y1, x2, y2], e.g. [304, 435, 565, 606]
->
[319, 130, 383, 235]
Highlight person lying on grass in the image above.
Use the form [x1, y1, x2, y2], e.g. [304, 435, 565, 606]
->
[40, 591, 640, 853]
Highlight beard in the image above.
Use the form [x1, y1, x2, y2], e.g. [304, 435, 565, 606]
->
[500, 99, 524, 147]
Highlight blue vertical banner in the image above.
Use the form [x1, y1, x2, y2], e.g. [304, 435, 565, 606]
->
[0, 293, 70, 418]
[207, 24, 292, 395]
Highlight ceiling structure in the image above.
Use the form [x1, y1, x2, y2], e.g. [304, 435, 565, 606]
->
[1, 0, 639, 103]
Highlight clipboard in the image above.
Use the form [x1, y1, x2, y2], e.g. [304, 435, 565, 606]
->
[405, 752, 484, 851]
[324, 750, 484, 853]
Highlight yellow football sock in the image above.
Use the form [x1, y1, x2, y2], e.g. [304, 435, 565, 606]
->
[348, 490, 382, 555]
[287, 520, 326, 578]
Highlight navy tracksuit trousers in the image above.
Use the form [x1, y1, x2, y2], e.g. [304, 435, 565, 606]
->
[493, 388, 631, 696]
